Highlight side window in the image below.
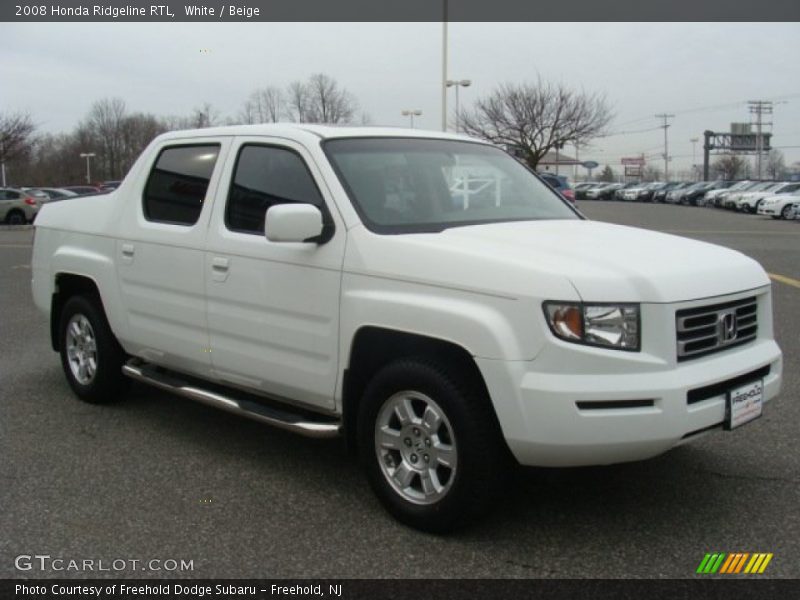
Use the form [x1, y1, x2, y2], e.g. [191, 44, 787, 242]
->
[226, 144, 324, 235]
[143, 144, 220, 225]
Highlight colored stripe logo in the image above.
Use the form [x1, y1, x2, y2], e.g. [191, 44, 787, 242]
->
[696, 552, 773, 574]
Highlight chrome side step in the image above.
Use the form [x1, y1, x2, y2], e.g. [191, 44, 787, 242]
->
[122, 360, 341, 439]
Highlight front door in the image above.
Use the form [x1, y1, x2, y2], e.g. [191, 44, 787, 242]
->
[203, 138, 345, 411]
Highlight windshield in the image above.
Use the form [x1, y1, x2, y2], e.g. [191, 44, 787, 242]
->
[323, 138, 578, 233]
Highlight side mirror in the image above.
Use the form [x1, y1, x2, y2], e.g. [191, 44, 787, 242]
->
[265, 204, 324, 243]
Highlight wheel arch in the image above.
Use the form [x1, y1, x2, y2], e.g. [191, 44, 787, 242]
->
[50, 273, 105, 351]
[341, 326, 497, 453]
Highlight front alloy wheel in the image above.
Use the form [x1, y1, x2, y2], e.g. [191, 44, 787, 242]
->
[374, 391, 457, 505]
[358, 359, 510, 533]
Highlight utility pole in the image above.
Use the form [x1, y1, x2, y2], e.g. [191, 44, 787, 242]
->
[655, 114, 675, 180]
[441, 0, 448, 132]
[748, 100, 773, 180]
[690, 137, 699, 181]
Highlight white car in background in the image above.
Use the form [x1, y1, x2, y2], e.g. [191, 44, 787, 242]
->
[737, 182, 800, 213]
[757, 189, 800, 219]
[726, 182, 778, 210]
[708, 181, 754, 208]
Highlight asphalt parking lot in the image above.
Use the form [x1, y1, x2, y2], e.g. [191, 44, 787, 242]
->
[1, 202, 798, 579]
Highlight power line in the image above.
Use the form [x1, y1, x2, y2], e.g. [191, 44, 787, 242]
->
[610, 92, 800, 132]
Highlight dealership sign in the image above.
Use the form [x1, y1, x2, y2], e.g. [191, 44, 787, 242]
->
[621, 157, 646, 166]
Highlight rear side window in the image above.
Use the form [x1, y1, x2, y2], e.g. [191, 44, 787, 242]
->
[226, 144, 324, 235]
[143, 144, 220, 225]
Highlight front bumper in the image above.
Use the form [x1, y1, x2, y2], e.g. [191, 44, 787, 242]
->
[478, 292, 783, 467]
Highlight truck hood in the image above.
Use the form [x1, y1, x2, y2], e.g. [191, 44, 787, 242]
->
[347, 220, 769, 304]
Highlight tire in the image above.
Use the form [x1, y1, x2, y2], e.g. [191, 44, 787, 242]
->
[5, 210, 25, 225]
[357, 359, 510, 533]
[781, 205, 792, 220]
[59, 295, 128, 403]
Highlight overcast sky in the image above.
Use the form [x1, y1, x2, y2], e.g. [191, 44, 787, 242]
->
[2, 22, 799, 177]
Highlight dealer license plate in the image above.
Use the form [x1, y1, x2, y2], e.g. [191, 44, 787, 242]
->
[726, 379, 764, 430]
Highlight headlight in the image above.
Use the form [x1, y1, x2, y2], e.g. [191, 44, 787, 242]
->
[543, 302, 640, 351]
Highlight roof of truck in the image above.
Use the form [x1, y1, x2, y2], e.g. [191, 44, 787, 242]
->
[154, 123, 479, 144]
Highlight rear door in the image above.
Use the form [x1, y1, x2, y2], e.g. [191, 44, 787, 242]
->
[115, 138, 230, 377]
[203, 137, 345, 411]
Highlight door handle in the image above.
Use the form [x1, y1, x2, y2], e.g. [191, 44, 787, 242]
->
[121, 243, 135, 257]
[211, 257, 229, 272]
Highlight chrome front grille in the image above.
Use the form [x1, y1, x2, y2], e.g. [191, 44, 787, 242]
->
[676, 296, 758, 361]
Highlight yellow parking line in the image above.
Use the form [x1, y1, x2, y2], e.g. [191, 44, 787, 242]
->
[769, 273, 800, 289]
[663, 230, 799, 236]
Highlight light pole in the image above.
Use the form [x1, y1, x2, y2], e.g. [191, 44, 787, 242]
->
[80, 152, 96, 185]
[445, 79, 471, 132]
[690, 137, 699, 180]
[401, 110, 422, 128]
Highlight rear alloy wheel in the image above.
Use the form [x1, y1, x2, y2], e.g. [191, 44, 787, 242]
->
[358, 359, 509, 533]
[59, 295, 128, 403]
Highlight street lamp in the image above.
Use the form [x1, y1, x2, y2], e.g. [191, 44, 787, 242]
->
[401, 110, 423, 129]
[445, 79, 471, 133]
[80, 152, 96, 184]
[690, 138, 699, 180]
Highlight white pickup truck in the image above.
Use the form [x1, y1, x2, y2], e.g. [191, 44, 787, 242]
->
[32, 125, 782, 531]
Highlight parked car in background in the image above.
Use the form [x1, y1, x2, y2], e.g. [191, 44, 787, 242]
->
[538, 173, 575, 203]
[709, 180, 756, 208]
[678, 181, 715, 205]
[736, 181, 781, 212]
[20, 187, 51, 202]
[739, 182, 800, 214]
[585, 182, 622, 200]
[100, 180, 122, 191]
[695, 181, 736, 206]
[665, 182, 692, 204]
[757, 189, 800, 219]
[613, 182, 639, 201]
[29, 188, 80, 202]
[620, 182, 651, 202]
[652, 182, 680, 203]
[636, 182, 667, 202]
[0, 187, 41, 224]
[574, 182, 601, 200]
[62, 185, 104, 195]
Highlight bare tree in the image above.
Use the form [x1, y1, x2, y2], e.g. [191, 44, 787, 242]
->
[712, 154, 748, 180]
[460, 79, 613, 170]
[119, 113, 168, 173]
[285, 81, 311, 123]
[190, 102, 220, 128]
[84, 97, 127, 179]
[304, 73, 357, 124]
[642, 165, 662, 182]
[245, 86, 284, 123]
[0, 112, 35, 185]
[766, 149, 786, 180]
